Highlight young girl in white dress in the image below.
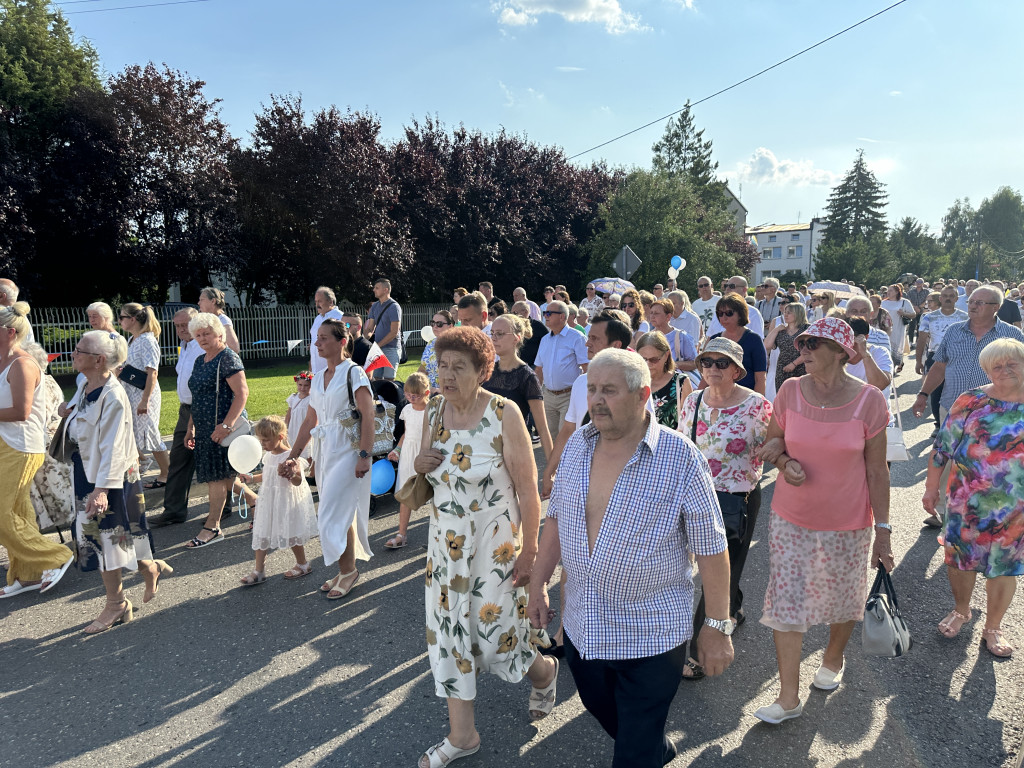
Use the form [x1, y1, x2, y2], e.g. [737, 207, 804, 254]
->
[384, 372, 429, 549]
[238, 416, 317, 586]
[285, 370, 313, 472]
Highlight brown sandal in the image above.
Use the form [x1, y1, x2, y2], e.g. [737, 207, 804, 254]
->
[938, 609, 972, 638]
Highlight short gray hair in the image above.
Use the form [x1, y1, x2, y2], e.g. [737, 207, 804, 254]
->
[81, 330, 128, 370]
[763, 277, 780, 290]
[588, 348, 651, 393]
[174, 307, 198, 320]
[189, 311, 226, 340]
[667, 289, 690, 311]
[316, 286, 336, 305]
[547, 300, 568, 316]
[971, 285, 1003, 307]
[979, 338, 1024, 376]
[21, 341, 49, 370]
[86, 302, 114, 324]
[0, 278, 19, 303]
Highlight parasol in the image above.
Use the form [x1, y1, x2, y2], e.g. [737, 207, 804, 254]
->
[590, 277, 635, 296]
[808, 281, 867, 300]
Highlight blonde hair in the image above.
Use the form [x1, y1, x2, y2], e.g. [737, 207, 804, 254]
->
[254, 414, 288, 442]
[121, 302, 161, 337]
[635, 331, 675, 374]
[0, 302, 32, 344]
[979, 338, 1024, 377]
[81, 330, 129, 370]
[200, 286, 227, 311]
[493, 313, 532, 349]
[403, 371, 430, 394]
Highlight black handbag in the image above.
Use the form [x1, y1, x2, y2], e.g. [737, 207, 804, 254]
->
[118, 364, 147, 390]
[689, 389, 747, 541]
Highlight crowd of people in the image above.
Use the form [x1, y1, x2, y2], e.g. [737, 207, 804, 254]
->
[1, 271, 1023, 767]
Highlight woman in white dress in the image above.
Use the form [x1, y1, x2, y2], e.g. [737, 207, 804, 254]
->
[118, 303, 170, 488]
[880, 284, 915, 375]
[281, 318, 375, 599]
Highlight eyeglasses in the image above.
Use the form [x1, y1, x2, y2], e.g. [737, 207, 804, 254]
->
[490, 331, 514, 339]
[639, 352, 665, 364]
[968, 300, 1000, 306]
[620, 302, 636, 309]
[716, 310, 735, 317]
[542, 310, 564, 317]
[119, 315, 131, 320]
[405, 392, 427, 401]
[431, 320, 451, 327]
[699, 358, 732, 369]
[796, 337, 829, 351]
[72, 347, 99, 356]
[723, 284, 738, 290]
[697, 283, 711, 289]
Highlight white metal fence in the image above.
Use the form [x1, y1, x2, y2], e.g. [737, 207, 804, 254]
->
[32, 302, 451, 375]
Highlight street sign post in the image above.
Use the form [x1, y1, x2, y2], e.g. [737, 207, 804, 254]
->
[613, 245, 642, 280]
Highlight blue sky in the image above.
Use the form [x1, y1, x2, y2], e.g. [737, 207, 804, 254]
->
[64, 0, 1022, 233]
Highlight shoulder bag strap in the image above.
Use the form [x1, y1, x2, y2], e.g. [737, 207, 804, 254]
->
[215, 357, 221, 425]
[689, 389, 705, 443]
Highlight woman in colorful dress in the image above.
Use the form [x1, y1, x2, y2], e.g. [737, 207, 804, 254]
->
[924, 338, 1024, 658]
[68, 330, 172, 632]
[419, 310, 454, 393]
[679, 337, 772, 680]
[280, 318, 374, 598]
[413, 327, 557, 768]
[184, 312, 249, 547]
[119, 303, 170, 488]
[752, 317, 892, 723]
[635, 331, 693, 430]
[764, 300, 809, 394]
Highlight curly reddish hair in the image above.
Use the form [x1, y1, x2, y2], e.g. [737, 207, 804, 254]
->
[433, 326, 495, 380]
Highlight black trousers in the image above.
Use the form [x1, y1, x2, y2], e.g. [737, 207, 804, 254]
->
[564, 631, 684, 768]
[907, 313, 921, 345]
[162, 403, 195, 521]
[924, 355, 943, 428]
[692, 483, 762, 639]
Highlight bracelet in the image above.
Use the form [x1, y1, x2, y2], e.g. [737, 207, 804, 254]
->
[875, 522, 892, 532]
[916, 391, 928, 398]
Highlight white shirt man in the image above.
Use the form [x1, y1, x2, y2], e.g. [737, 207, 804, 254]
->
[309, 287, 344, 375]
[705, 277, 765, 339]
[513, 287, 543, 321]
[691, 276, 720, 332]
[535, 301, 588, 440]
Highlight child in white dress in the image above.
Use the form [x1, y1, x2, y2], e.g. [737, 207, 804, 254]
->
[238, 416, 318, 585]
[285, 371, 313, 467]
[384, 373, 429, 549]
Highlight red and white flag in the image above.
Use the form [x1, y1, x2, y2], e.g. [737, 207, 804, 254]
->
[363, 342, 394, 374]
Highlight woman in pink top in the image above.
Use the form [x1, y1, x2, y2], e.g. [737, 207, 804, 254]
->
[751, 317, 893, 724]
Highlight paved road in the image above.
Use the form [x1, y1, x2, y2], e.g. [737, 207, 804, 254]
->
[3, 378, 1022, 767]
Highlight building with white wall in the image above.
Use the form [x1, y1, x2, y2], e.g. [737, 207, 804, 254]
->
[746, 218, 827, 284]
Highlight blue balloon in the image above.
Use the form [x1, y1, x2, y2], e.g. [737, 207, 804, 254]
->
[670, 255, 682, 269]
[370, 458, 397, 495]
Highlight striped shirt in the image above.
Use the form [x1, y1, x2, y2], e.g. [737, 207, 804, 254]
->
[935, 320, 1024, 410]
[547, 414, 727, 660]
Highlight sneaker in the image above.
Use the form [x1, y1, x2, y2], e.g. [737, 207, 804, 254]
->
[754, 700, 804, 724]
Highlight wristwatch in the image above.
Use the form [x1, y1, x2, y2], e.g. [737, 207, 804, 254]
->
[875, 522, 892, 531]
[357, 449, 371, 459]
[704, 617, 736, 636]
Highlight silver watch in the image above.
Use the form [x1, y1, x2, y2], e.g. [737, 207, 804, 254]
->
[875, 522, 892, 531]
[704, 617, 736, 636]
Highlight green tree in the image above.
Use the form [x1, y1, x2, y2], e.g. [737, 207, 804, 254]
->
[940, 198, 982, 280]
[813, 233, 892, 287]
[977, 186, 1024, 279]
[651, 101, 726, 209]
[888, 217, 949, 282]
[585, 170, 736, 291]
[821, 149, 888, 247]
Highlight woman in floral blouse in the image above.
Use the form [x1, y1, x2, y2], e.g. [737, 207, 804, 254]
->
[679, 337, 772, 679]
[418, 310, 454, 393]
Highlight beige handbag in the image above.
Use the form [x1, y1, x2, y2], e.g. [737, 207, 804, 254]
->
[394, 398, 442, 509]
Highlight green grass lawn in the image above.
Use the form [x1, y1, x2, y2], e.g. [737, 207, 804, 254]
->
[60, 359, 421, 436]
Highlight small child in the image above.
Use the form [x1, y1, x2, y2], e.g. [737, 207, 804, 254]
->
[285, 370, 314, 474]
[239, 416, 318, 586]
[384, 372, 430, 549]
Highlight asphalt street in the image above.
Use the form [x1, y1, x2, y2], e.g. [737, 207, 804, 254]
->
[3, 377, 1023, 768]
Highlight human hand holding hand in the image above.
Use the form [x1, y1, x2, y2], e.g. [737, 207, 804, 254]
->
[527, 583, 552, 630]
[756, 437, 787, 465]
[782, 459, 806, 486]
[512, 546, 536, 587]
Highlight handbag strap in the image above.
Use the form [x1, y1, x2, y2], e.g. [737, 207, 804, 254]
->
[689, 389, 705, 444]
[215, 356, 221, 424]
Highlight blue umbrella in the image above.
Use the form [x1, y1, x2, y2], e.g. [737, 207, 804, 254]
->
[590, 277, 635, 296]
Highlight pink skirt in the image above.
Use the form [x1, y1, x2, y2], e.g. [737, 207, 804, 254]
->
[760, 512, 872, 633]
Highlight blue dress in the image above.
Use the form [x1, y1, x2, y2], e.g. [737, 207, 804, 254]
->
[188, 348, 245, 483]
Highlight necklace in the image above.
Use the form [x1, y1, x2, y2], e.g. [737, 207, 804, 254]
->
[809, 380, 838, 409]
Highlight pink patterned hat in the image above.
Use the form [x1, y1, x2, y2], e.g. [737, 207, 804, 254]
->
[796, 316, 862, 365]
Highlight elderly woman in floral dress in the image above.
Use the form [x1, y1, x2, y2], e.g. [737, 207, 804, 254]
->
[414, 327, 557, 768]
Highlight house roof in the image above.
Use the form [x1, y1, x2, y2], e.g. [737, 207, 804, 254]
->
[723, 184, 748, 213]
[745, 222, 812, 234]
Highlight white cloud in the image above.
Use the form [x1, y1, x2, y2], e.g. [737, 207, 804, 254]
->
[889, 90, 902, 96]
[669, 0, 696, 8]
[556, 65, 586, 72]
[492, 0, 648, 34]
[499, 81, 544, 107]
[856, 137, 882, 143]
[735, 147, 841, 187]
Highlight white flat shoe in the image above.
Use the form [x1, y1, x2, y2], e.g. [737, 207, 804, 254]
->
[754, 700, 804, 724]
[812, 662, 845, 691]
[418, 737, 480, 767]
[0, 580, 42, 599]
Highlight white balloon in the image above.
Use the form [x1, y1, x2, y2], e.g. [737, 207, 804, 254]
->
[678, 258, 687, 271]
[228, 435, 263, 474]
[420, 325, 435, 343]
[667, 266, 679, 279]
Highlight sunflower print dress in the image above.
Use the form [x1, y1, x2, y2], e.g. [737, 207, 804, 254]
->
[424, 394, 548, 700]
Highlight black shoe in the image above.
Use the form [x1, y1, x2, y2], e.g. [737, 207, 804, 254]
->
[539, 642, 564, 659]
[732, 609, 746, 628]
[148, 515, 186, 528]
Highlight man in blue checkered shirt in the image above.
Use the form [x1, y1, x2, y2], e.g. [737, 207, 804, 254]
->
[528, 348, 734, 767]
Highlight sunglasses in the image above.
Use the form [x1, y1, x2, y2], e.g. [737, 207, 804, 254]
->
[796, 337, 832, 351]
[723, 283, 737, 290]
[699, 358, 733, 369]
[620, 302, 637, 309]
[431, 320, 450, 327]
[715, 310, 735, 317]
[697, 283, 711, 289]
[542, 310, 564, 317]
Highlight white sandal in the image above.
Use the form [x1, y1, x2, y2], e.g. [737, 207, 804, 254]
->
[418, 737, 480, 768]
[528, 657, 558, 721]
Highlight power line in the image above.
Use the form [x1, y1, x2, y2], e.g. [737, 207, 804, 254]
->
[61, 0, 212, 14]
[567, 0, 910, 161]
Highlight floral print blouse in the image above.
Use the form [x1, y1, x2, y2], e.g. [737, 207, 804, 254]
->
[679, 389, 772, 492]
